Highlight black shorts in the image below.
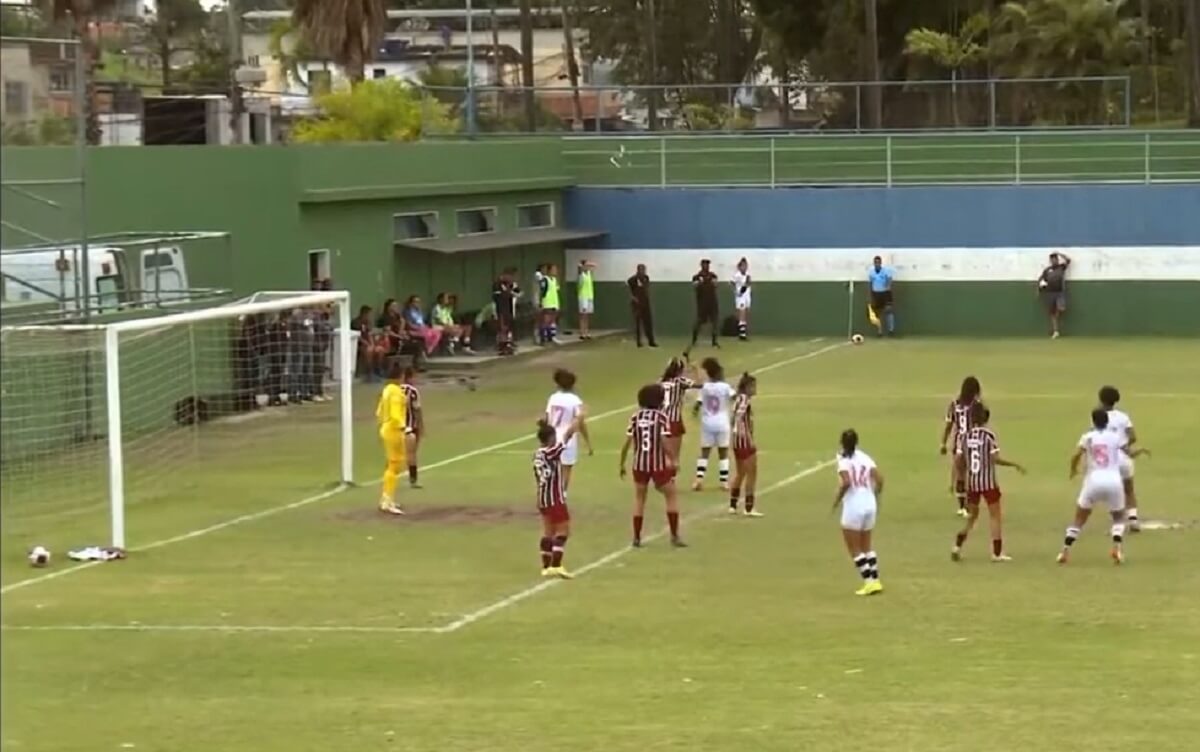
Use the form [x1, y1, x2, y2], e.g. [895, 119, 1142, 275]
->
[1040, 290, 1066, 312]
[871, 290, 893, 310]
[695, 305, 719, 324]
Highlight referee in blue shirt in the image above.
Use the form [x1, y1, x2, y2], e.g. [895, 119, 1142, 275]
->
[868, 255, 896, 337]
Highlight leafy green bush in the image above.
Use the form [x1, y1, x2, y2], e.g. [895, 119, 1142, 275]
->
[291, 79, 459, 143]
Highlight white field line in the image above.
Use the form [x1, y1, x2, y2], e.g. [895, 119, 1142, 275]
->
[7, 459, 837, 636]
[1, 340, 848, 596]
[755, 392, 1200, 400]
[435, 459, 836, 634]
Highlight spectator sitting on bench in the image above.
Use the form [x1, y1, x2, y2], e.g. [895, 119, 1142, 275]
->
[432, 292, 475, 355]
[403, 295, 443, 355]
[377, 298, 401, 329]
[385, 317, 426, 371]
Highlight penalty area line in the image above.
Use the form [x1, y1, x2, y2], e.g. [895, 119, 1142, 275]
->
[1, 340, 846, 596]
[436, 459, 836, 634]
[0, 623, 441, 634]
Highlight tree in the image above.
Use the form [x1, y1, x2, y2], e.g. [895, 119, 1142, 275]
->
[904, 13, 989, 125]
[174, 26, 235, 94]
[291, 78, 458, 142]
[143, 0, 208, 90]
[268, 19, 318, 91]
[44, 0, 119, 145]
[292, 0, 386, 85]
[1188, 0, 1200, 124]
[518, 0, 536, 130]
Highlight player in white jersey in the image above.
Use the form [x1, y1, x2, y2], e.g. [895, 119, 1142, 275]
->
[544, 368, 593, 493]
[1057, 409, 1150, 565]
[833, 429, 884, 596]
[731, 257, 751, 341]
[691, 357, 736, 491]
[1099, 385, 1144, 531]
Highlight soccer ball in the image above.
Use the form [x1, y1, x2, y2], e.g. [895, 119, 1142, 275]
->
[851, 334, 865, 345]
[28, 545, 50, 568]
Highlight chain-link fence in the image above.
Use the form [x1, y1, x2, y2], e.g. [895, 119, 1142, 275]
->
[417, 76, 1134, 135]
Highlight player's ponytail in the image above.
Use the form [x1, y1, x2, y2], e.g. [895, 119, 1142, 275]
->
[536, 419, 556, 445]
[737, 372, 756, 394]
[959, 376, 981, 404]
[839, 429, 859, 458]
[1091, 408, 1109, 430]
[661, 357, 685, 380]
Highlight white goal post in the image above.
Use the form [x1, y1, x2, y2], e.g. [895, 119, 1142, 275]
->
[0, 291, 353, 551]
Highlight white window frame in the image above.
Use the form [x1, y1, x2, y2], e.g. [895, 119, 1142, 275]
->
[455, 206, 498, 237]
[516, 201, 556, 230]
[392, 211, 440, 241]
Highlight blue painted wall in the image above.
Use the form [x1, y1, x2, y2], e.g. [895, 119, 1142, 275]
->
[564, 185, 1200, 248]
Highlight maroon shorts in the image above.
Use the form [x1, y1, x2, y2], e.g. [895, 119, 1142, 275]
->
[734, 445, 757, 461]
[670, 420, 685, 437]
[539, 504, 571, 524]
[967, 489, 1002, 506]
[633, 469, 673, 488]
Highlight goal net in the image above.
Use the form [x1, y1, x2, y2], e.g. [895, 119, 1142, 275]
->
[0, 291, 353, 551]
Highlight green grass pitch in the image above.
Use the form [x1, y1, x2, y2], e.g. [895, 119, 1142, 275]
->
[3, 336, 1199, 751]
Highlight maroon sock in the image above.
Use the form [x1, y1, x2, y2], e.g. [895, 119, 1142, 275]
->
[551, 535, 567, 567]
[955, 532, 968, 547]
[745, 495, 755, 512]
[632, 515, 644, 540]
[667, 511, 680, 537]
[539, 536, 553, 568]
[992, 538, 1003, 557]
[729, 491, 740, 510]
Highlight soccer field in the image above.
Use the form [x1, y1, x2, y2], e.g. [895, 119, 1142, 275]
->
[3, 336, 1199, 752]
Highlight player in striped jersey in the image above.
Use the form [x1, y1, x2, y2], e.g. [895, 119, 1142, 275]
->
[660, 356, 700, 469]
[952, 403, 1026, 562]
[1099, 385, 1144, 531]
[619, 383, 685, 548]
[940, 376, 982, 517]
[728, 372, 762, 517]
[401, 369, 424, 489]
[534, 416, 581, 579]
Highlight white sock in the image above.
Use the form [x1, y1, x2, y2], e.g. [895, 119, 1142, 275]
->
[718, 458, 730, 483]
[695, 458, 708, 479]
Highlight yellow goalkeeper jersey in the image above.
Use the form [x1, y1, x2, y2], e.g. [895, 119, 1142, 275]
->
[376, 383, 407, 436]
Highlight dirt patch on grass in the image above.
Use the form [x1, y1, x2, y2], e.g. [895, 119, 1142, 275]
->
[335, 504, 535, 525]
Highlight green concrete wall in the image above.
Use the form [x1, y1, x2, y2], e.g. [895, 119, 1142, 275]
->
[587, 281, 1200, 337]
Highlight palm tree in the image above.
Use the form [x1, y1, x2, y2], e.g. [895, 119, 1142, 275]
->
[45, 0, 117, 145]
[1188, 0, 1200, 125]
[293, 0, 386, 86]
[904, 13, 989, 126]
[864, 0, 882, 129]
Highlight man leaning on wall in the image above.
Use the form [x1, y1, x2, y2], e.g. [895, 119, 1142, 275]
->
[1037, 251, 1072, 339]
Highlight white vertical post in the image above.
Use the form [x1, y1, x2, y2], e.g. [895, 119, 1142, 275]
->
[659, 136, 667, 188]
[846, 280, 855, 340]
[104, 327, 126, 549]
[1143, 132, 1152, 184]
[769, 137, 776, 188]
[1014, 134, 1022, 184]
[337, 298, 354, 485]
[885, 136, 893, 187]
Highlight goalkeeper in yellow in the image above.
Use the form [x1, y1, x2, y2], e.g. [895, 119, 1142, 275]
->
[376, 360, 410, 515]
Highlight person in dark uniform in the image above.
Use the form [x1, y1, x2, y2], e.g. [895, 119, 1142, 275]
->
[627, 263, 657, 348]
[1037, 251, 1072, 339]
[687, 258, 720, 355]
[493, 267, 521, 355]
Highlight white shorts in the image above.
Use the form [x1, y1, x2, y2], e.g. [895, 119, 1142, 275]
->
[578, 298, 594, 314]
[1078, 474, 1126, 513]
[841, 495, 877, 531]
[735, 293, 751, 311]
[1119, 455, 1135, 481]
[560, 437, 579, 467]
[700, 422, 731, 449]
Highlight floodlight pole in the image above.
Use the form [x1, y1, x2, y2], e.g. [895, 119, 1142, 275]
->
[466, 0, 477, 137]
[73, 33, 89, 320]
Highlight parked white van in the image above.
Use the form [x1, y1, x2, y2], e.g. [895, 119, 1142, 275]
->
[1, 245, 189, 313]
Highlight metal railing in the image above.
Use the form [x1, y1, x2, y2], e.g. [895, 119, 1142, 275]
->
[561, 130, 1200, 187]
[423, 76, 1138, 134]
